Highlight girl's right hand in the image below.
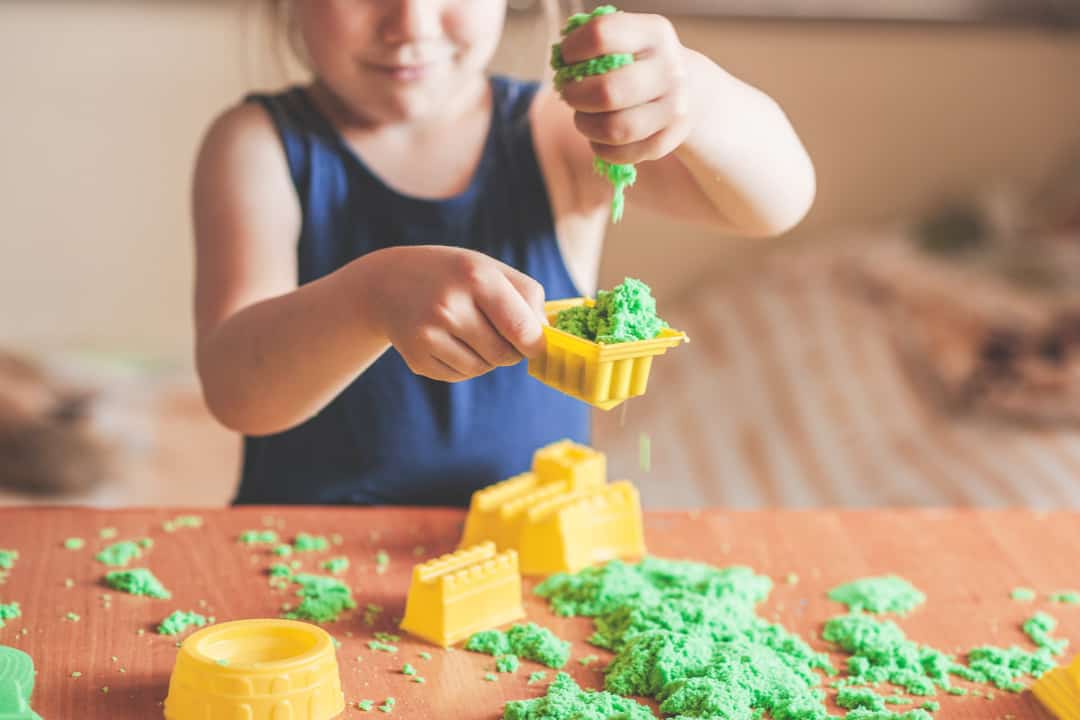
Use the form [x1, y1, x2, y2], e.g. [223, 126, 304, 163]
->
[362, 246, 548, 383]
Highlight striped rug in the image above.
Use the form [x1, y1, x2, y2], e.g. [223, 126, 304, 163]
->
[594, 248, 1080, 509]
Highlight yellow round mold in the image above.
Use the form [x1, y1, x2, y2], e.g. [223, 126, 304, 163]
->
[164, 619, 344, 720]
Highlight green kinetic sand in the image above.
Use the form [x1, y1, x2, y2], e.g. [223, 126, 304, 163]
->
[524, 560, 1069, 720]
[550, 5, 637, 223]
[0, 602, 21, 628]
[836, 687, 887, 711]
[1049, 590, 1080, 604]
[828, 576, 926, 614]
[0, 550, 17, 570]
[162, 515, 203, 532]
[467, 630, 510, 656]
[504, 672, 655, 720]
[64, 538, 85, 550]
[239, 530, 278, 545]
[1010, 587, 1036, 602]
[95, 540, 149, 568]
[283, 574, 356, 623]
[1022, 611, 1068, 656]
[0, 645, 42, 720]
[269, 563, 293, 578]
[555, 278, 668, 344]
[402, 663, 417, 676]
[323, 557, 349, 575]
[824, 609, 1059, 694]
[105, 569, 171, 599]
[466, 624, 571, 669]
[157, 610, 209, 636]
[533, 558, 834, 719]
[497, 654, 520, 673]
[293, 533, 329, 552]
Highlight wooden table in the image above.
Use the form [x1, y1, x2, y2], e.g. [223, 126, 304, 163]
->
[0, 508, 1074, 719]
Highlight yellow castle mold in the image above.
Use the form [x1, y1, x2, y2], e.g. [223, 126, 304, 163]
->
[399, 541, 524, 647]
[461, 440, 646, 576]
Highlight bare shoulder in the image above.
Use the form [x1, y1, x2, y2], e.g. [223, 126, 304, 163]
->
[195, 102, 293, 202]
[192, 99, 302, 340]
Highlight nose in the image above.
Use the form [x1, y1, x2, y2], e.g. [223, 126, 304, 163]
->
[379, 0, 441, 45]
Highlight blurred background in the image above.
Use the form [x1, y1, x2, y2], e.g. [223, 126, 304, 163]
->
[2, 0, 1079, 508]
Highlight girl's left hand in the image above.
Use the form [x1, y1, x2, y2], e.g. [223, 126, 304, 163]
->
[557, 12, 696, 166]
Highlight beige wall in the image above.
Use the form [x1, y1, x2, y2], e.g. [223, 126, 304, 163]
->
[2, 1, 1078, 363]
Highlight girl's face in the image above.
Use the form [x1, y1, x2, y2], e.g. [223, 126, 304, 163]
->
[296, 0, 506, 125]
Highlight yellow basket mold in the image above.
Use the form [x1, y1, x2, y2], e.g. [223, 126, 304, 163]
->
[528, 298, 688, 410]
[163, 619, 344, 720]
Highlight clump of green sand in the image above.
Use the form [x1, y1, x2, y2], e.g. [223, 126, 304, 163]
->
[555, 278, 668, 344]
[105, 568, 171, 599]
[828, 576, 926, 615]
[282, 573, 356, 623]
[467, 623, 571, 669]
[504, 672, 654, 720]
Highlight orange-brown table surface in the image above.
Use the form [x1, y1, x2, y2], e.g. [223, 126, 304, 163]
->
[1, 508, 1074, 719]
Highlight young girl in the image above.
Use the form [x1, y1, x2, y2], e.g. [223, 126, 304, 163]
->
[194, 1, 815, 506]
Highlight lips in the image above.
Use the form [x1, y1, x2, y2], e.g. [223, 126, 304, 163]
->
[365, 58, 448, 82]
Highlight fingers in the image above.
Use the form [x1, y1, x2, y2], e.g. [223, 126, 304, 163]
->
[411, 327, 492, 382]
[560, 54, 681, 114]
[456, 307, 524, 368]
[499, 264, 548, 322]
[475, 269, 547, 359]
[558, 12, 675, 65]
[573, 91, 687, 149]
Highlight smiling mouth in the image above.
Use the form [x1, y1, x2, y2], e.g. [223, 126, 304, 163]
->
[366, 62, 439, 82]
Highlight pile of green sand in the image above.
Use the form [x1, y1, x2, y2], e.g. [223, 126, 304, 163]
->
[827, 576, 925, 615]
[105, 568, 171, 599]
[467, 623, 572, 669]
[157, 610, 209, 636]
[282, 573, 355, 623]
[555, 278, 668, 344]
[511, 558, 1065, 720]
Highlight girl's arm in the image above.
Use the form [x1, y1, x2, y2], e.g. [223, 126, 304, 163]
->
[193, 104, 391, 436]
[194, 105, 546, 436]
[544, 12, 816, 237]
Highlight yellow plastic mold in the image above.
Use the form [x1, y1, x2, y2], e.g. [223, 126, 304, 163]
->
[532, 439, 607, 489]
[461, 441, 646, 575]
[460, 440, 606, 549]
[163, 619, 344, 720]
[1034, 652, 1080, 720]
[517, 481, 646, 576]
[399, 541, 525, 647]
[528, 298, 688, 410]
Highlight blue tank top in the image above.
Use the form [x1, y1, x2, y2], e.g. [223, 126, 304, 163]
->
[235, 77, 589, 507]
